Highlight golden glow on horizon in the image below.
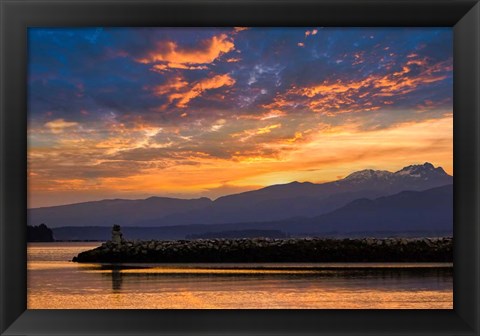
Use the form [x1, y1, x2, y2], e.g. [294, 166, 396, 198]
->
[28, 114, 452, 207]
[27, 28, 453, 208]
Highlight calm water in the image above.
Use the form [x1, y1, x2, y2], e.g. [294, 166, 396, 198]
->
[28, 242, 453, 309]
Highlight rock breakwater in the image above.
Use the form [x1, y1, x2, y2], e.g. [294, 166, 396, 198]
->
[72, 236, 452, 263]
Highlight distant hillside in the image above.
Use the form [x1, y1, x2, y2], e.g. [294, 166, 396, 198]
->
[30, 162, 452, 228]
[290, 184, 453, 234]
[29, 197, 211, 228]
[52, 184, 453, 241]
[173, 184, 453, 237]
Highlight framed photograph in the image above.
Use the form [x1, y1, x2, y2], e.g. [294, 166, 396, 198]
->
[1, 0, 479, 335]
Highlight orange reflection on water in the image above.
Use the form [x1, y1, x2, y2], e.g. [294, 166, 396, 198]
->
[27, 243, 454, 309]
[28, 288, 453, 309]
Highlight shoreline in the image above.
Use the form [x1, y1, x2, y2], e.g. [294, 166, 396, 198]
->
[72, 237, 453, 263]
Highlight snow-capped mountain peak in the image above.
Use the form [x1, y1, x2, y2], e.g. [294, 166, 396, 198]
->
[343, 162, 449, 183]
[344, 169, 393, 181]
[394, 162, 447, 178]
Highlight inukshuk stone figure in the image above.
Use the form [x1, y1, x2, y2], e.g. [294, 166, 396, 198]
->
[111, 224, 123, 245]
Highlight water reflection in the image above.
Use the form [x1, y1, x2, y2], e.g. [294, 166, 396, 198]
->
[27, 243, 454, 309]
[111, 268, 123, 292]
[97, 264, 453, 294]
[97, 264, 151, 292]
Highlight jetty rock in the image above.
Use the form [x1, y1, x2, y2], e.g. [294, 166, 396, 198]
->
[72, 226, 452, 263]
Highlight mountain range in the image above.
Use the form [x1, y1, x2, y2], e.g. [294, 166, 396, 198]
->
[51, 184, 453, 240]
[30, 162, 453, 237]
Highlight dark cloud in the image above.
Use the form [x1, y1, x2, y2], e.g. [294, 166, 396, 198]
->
[29, 27, 452, 129]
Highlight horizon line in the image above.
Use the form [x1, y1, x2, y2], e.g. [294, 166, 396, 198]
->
[29, 162, 452, 209]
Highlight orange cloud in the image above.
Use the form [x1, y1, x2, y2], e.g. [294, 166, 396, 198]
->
[286, 132, 303, 143]
[352, 51, 365, 65]
[152, 63, 209, 72]
[305, 29, 318, 37]
[168, 74, 236, 108]
[138, 34, 235, 69]
[236, 110, 287, 121]
[232, 123, 282, 142]
[260, 110, 287, 120]
[299, 79, 370, 97]
[153, 76, 189, 95]
[267, 55, 451, 115]
[257, 124, 281, 134]
[44, 119, 79, 134]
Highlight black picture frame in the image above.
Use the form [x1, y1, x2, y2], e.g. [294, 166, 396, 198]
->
[1, 0, 479, 335]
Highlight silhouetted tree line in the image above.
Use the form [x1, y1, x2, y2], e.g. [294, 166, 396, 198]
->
[27, 224, 54, 242]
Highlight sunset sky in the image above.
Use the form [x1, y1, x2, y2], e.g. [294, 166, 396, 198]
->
[28, 27, 453, 208]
